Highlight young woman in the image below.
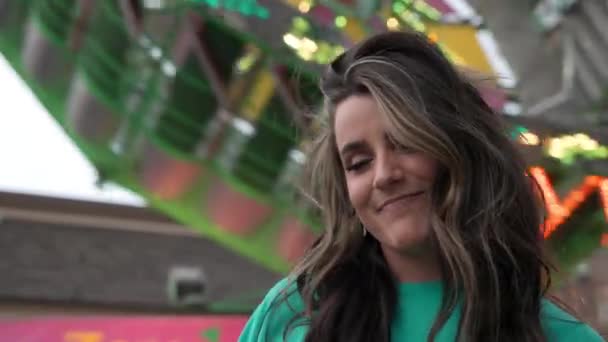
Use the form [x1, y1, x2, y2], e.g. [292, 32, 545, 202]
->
[238, 31, 605, 342]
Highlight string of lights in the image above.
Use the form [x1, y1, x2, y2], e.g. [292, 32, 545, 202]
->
[515, 127, 608, 164]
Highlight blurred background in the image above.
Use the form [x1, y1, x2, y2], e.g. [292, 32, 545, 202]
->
[0, 0, 606, 340]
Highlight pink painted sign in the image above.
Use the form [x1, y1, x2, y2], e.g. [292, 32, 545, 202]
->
[0, 316, 249, 342]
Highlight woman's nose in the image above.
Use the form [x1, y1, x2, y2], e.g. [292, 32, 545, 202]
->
[372, 152, 403, 189]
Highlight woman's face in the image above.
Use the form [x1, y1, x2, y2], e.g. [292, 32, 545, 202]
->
[334, 95, 438, 255]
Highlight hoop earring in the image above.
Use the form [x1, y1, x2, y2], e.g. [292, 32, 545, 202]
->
[362, 225, 367, 237]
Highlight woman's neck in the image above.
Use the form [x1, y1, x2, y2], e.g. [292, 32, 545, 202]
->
[381, 243, 442, 283]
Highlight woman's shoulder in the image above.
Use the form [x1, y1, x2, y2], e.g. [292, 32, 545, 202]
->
[262, 277, 305, 313]
[541, 299, 605, 341]
[238, 278, 307, 342]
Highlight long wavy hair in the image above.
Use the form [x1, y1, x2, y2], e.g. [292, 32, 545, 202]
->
[284, 31, 553, 342]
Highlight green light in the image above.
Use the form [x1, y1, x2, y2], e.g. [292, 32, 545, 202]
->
[190, 0, 269, 19]
[509, 125, 529, 139]
[393, 2, 406, 13]
[427, 10, 441, 20]
[399, 10, 425, 31]
[205, 0, 219, 8]
[293, 16, 311, 35]
[413, 1, 441, 20]
[256, 7, 270, 19]
[413, 22, 425, 31]
[335, 16, 347, 28]
[413, 0, 424, 10]
[236, 51, 258, 73]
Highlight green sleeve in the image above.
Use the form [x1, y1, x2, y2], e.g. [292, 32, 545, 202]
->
[551, 323, 605, 342]
[238, 294, 270, 342]
[542, 300, 605, 342]
[238, 278, 305, 342]
[238, 280, 283, 342]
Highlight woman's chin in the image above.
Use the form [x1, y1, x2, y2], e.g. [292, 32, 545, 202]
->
[380, 229, 431, 255]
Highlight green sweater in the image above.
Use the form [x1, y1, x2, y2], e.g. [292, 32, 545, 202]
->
[239, 278, 605, 342]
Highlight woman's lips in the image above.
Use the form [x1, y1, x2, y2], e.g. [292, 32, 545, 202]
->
[378, 191, 426, 212]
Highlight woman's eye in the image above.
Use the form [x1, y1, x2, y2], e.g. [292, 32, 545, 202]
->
[345, 159, 370, 172]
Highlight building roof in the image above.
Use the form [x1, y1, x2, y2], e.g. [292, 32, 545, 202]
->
[0, 191, 280, 313]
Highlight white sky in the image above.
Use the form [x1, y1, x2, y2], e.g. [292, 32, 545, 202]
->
[0, 53, 146, 206]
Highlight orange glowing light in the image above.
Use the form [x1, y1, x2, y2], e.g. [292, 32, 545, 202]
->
[602, 234, 608, 248]
[528, 167, 608, 239]
[601, 178, 608, 222]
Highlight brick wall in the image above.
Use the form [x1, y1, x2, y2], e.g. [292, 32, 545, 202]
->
[0, 218, 280, 312]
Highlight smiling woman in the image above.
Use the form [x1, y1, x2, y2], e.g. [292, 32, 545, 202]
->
[238, 31, 605, 342]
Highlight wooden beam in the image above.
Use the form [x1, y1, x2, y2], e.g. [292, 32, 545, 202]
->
[269, 63, 309, 130]
[184, 13, 230, 108]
